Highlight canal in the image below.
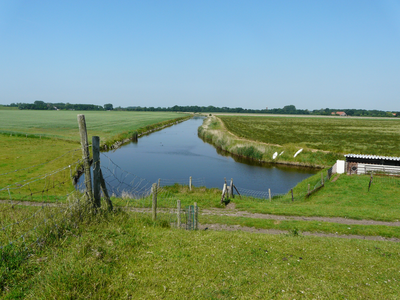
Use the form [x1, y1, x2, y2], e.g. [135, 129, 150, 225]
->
[87, 117, 317, 197]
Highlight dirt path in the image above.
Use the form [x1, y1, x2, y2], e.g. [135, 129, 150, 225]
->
[201, 208, 400, 227]
[4, 200, 400, 242]
[199, 223, 400, 243]
[3, 200, 399, 227]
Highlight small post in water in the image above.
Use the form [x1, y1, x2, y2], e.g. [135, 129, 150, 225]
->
[189, 176, 192, 191]
[268, 188, 271, 201]
[152, 183, 157, 221]
[229, 178, 233, 198]
[158, 178, 161, 188]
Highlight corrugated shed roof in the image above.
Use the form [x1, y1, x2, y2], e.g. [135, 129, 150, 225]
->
[345, 154, 400, 161]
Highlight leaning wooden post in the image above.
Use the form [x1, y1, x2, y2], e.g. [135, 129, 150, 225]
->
[100, 169, 113, 211]
[268, 188, 271, 201]
[77, 114, 94, 205]
[194, 202, 198, 230]
[177, 200, 181, 228]
[291, 188, 294, 202]
[189, 176, 192, 191]
[152, 183, 157, 221]
[221, 182, 227, 204]
[92, 136, 101, 208]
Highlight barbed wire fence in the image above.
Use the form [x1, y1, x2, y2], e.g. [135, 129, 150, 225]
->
[0, 145, 90, 269]
[95, 151, 202, 229]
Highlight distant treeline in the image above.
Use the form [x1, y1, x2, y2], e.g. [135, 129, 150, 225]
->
[7, 101, 110, 111]
[4, 102, 399, 117]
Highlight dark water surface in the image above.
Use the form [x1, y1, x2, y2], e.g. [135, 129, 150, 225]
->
[93, 117, 317, 196]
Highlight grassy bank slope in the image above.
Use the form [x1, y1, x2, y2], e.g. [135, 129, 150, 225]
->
[198, 116, 341, 167]
[2, 208, 400, 299]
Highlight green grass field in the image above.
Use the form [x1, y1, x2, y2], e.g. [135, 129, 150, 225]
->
[0, 110, 190, 197]
[219, 115, 400, 156]
[0, 110, 189, 142]
[2, 207, 400, 299]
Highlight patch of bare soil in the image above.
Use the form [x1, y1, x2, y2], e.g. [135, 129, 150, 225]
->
[199, 223, 400, 243]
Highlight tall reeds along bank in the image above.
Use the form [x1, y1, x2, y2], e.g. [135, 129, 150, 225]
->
[198, 116, 340, 168]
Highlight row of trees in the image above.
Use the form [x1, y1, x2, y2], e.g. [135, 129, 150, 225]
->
[5, 101, 398, 117]
[8, 101, 112, 111]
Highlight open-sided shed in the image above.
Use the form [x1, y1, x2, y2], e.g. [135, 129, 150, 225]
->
[345, 154, 400, 175]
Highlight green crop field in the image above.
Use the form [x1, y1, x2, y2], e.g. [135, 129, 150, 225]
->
[219, 115, 400, 156]
[0, 110, 188, 142]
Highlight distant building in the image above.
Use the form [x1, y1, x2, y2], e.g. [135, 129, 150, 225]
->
[332, 111, 347, 116]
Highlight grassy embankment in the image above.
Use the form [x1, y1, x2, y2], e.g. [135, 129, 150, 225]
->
[2, 204, 400, 299]
[0, 110, 191, 200]
[198, 115, 400, 168]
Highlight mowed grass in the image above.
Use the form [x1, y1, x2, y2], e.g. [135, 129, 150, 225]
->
[219, 115, 400, 156]
[0, 110, 189, 142]
[232, 172, 400, 222]
[3, 208, 400, 299]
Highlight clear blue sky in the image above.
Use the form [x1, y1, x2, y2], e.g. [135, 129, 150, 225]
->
[1, 0, 399, 110]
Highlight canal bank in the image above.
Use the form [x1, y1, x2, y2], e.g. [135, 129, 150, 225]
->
[198, 116, 340, 169]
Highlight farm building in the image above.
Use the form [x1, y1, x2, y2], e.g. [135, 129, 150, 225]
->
[344, 154, 400, 175]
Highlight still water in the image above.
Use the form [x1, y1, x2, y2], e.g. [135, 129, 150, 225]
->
[92, 117, 317, 196]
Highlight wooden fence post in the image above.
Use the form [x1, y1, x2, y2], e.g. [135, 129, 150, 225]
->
[268, 188, 271, 201]
[189, 176, 192, 191]
[77, 114, 94, 205]
[194, 202, 198, 230]
[291, 189, 294, 202]
[221, 182, 227, 204]
[92, 136, 101, 208]
[99, 169, 113, 211]
[229, 178, 233, 198]
[152, 183, 157, 221]
[177, 200, 181, 228]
